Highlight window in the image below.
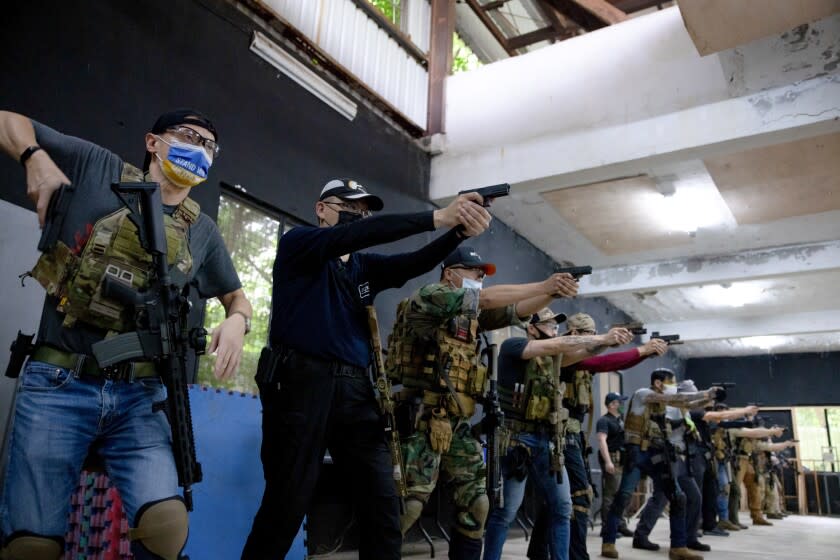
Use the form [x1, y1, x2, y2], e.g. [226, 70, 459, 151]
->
[196, 190, 299, 394]
[368, 0, 401, 25]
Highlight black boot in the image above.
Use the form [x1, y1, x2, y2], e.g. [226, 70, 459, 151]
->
[448, 531, 483, 560]
[687, 541, 711, 551]
[633, 535, 661, 551]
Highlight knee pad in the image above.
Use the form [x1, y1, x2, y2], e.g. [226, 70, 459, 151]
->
[454, 494, 489, 539]
[400, 498, 424, 536]
[0, 533, 63, 560]
[129, 497, 188, 560]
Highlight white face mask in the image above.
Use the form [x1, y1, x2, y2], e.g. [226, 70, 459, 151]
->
[663, 383, 678, 395]
[461, 277, 483, 291]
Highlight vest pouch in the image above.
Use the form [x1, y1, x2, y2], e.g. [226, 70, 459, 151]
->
[30, 240, 79, 299]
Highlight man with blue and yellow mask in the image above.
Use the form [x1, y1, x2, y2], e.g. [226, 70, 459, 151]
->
[0, 108, 251, 560]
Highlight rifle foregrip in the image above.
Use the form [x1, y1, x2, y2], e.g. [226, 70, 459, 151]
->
[91, 332, 146, 367]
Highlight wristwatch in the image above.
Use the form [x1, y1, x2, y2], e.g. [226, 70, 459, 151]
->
[230, 311, 251, 335]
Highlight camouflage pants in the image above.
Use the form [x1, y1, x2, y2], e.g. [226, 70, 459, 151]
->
[402, 418, 487, 535]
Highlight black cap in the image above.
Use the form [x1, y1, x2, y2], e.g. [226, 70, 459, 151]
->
[319, 178, 384, 211]
[605, 392, 629, 406]
[143, 108, 218, 172]
[441, 246, 496, 276]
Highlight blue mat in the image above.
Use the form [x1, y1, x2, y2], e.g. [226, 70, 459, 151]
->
[185, 386, 306, 559]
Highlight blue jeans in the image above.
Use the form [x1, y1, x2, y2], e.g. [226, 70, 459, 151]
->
[634, 454, 700, 545]
[0, 361, 178, 541]
[716, 462, 730, 521]
[602, 445, 687, 548]
[483, 433, 571, 560]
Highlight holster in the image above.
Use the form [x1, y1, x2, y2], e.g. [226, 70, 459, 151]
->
[5, 331, 35, 379]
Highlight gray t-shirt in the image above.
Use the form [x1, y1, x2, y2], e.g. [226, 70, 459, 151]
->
[30, 121, 241, 356]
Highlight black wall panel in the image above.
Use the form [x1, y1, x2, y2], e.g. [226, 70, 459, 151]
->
[686, 352, 840, 406]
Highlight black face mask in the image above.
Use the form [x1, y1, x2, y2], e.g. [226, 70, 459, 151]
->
[336, 210, 364, 225]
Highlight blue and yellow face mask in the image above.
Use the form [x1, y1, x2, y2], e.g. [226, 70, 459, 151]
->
[154, 135, 212, 189]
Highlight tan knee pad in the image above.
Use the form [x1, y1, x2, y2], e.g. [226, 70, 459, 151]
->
[400, 498, 425, 536]
[0, 534, 62, 560]
[129, 497, 188, 560]
[455, 494, 490, 540]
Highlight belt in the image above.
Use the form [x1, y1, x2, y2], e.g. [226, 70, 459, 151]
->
[279, 347, 367, 378]
[31, 346, 158, 382]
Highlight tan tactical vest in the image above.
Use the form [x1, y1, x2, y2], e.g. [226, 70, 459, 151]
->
[738, 435, 755, 456]
[30, 163, 198, 333]
[385, 299, 486, 399]
[624, 392, 666, 450]
[712, 428, 728, 461]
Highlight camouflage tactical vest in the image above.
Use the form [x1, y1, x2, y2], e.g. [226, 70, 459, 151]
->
[502, 354, 558, 423]
[562, 367, 593, 413]
[30, 163, 198, 333]
[385, 298, 486, 398]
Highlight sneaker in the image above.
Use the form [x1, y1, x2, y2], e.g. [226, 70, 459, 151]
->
[737, 523, 749, 530]
[704, 527, 729, 537]
[633, 537, 661, 551]
[687, 541, 711, 551]
[601, 543, 619, 558]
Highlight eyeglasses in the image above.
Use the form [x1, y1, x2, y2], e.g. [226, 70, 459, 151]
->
[449, 266, 486, 280]
[323, 200, 372, 218]
[166, 126, 221, 158]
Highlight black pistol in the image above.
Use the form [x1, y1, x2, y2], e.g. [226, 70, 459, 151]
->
[612, 321, 647, 335]
[651, 331, 683, 345]
[38, 183, 75, 252]
[5, 331, 35, 379]
[555, 265, 592, 280]
[458, 183, 510, 207]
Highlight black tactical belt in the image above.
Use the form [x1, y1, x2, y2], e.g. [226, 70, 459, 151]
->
[31, 345, 158, 382]
[280, 347, 367, 378]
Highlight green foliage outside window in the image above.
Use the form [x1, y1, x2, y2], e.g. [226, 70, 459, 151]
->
[196, 195, 281, 395]
[452, 32, 483, 74]
[369, 0, 401, 24]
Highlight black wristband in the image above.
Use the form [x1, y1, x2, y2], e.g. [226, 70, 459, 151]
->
[19, 145, 42, 166]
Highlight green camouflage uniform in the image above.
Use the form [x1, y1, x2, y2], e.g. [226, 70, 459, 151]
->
[386, 283, 522, 539]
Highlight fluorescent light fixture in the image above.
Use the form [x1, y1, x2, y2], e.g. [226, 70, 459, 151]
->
[741, 335, 787, 350]
[692, 282, 768, 308]
[645, 170, 735, 234]
[250, 31, 357, 121]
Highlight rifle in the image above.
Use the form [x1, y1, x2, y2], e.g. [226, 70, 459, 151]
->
[656, 416, 684, 503]
[7, 184, 76, 378]
[554, 265, 592, 280]
[367, 306, 408, 511]
[483, 342, 504, 509]
[90, 182, 205, 510]
[611, 321, 646, 335]
[548, 354, 569, 483]
[457, 183, 510, 207]
[650, 332, 683, 345]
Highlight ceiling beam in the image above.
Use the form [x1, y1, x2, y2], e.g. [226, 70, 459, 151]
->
[427, 0, 455, 135]
[507, 26, 560, 50]
[578, 240, 840, 297]
[546, 0, 628, 30]
[538, 0, 581, 38]
[645, 309, 840, 342]
[464, 0, 515, 55]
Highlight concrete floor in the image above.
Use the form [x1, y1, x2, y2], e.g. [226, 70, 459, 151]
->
[388, 515, 840, 559]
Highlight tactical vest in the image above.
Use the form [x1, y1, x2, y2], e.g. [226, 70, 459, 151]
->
[501, 354, 557, 424]
[624, 391, 665, 450]
[561, 367, 593, 415]
[30, 163, 199, 333]
[712, 428, 728, 461]
[738, 435, 755, 457]
[385, 299, 486, 399]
